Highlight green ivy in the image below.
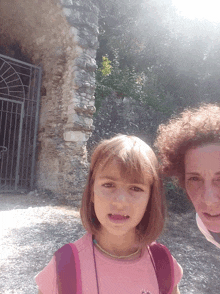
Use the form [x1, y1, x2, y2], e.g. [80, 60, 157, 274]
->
[100, 56, 112, 76]
[95, 52, 175, 115]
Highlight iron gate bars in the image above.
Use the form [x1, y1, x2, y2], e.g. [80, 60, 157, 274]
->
[0, 54, 42, 192]
[0, 98, 24, 190]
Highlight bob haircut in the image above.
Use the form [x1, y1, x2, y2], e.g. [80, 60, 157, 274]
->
[155, 103, 220, 189]
[80, 134, 166, 247]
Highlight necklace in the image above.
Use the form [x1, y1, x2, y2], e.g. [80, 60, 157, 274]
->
[92, 238, 146, 294]
[93, 239, 141, 259]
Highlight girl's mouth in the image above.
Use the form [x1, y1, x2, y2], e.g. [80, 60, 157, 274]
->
[108, 214, 130, 222]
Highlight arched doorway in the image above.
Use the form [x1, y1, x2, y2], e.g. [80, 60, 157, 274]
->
[0, 54, 42, 192]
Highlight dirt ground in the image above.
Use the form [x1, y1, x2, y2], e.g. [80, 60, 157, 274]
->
[0, 191, 219, 294]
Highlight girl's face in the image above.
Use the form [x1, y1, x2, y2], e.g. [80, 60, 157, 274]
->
[185, 144, 220, 233]
[92, 159, 151, 241]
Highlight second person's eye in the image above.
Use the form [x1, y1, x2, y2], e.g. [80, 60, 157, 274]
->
[188, 177, 201, 182]
[214, 178, 220, 186]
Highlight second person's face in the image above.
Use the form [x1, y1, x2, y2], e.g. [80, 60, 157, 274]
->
[185, 144, 220, 233]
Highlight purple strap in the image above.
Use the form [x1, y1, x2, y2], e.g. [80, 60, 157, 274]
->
[55, 242, 173, 294]
[55, 243, 82, 294]
[149, 243, 174, 294]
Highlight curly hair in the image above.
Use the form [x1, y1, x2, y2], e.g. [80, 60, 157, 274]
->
[154, 103, 220, 188]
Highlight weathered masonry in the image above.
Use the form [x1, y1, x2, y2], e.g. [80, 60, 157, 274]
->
[0, 0, 99, 205]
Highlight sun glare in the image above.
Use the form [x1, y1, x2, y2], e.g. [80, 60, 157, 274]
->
[172, 0, 220, 23]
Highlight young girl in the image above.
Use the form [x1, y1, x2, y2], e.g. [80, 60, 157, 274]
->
[36, 135, 182, 294]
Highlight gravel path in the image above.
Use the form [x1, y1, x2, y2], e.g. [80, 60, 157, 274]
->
[0, 192, 219, 294]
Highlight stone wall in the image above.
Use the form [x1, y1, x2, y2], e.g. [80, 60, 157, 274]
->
[0, 0, 99, 206]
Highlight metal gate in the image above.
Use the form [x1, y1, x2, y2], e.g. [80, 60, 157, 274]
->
[0, 54, 42, 192]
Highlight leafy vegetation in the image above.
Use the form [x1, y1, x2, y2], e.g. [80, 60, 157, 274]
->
[95, 0, 220, 114]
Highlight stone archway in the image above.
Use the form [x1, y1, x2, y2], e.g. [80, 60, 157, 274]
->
[0, 54, 41, 192]
[0, 0, 99, 205]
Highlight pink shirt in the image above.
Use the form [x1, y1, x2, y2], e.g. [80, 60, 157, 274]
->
[35, 233, 183, 294]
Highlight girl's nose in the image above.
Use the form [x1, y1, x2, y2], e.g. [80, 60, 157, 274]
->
[203, 182, 219, 205]
[113, 188, 128, 202]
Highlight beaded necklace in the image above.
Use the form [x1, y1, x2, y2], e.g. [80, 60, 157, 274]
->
[92, 238, 142, 294]
[93, 239, 141, 259]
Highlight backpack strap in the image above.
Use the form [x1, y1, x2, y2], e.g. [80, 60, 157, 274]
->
[148, 243, 175, 294]
[54, 243, 82, 294]
[55, 241, 174, 294]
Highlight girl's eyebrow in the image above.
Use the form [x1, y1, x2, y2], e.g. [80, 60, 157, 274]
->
[98, 175, 147, 185]
[99, 176, 117, 181]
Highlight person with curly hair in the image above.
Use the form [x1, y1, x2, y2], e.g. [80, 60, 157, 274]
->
[155, 103, 220, 248]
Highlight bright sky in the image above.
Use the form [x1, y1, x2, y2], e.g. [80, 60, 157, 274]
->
[172, 0, 220, 23]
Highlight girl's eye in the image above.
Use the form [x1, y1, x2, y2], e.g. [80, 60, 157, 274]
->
[102, 183, 114, 188]
[131, 186, 144, 192]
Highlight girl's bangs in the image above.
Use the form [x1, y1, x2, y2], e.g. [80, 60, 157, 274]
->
[95, 148, 154, 185]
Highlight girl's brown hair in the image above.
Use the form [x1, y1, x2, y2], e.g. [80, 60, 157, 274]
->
[80, 134, 166, 247]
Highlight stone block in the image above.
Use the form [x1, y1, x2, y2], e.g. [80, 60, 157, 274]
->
[74, 68, 86, 78]
[67, 103, 76, 112]
[74, 69, 93, 88]
[74, 79, 83, 88]
[71, 0, 99, 16]
[62, 7, 73, 17]
[66, 9, 99, 33]
[59, 0, 73, 6]
[84, 82, 90, 87]
[64, 131, 87, 142]
[74, 103, 96, 114]
[85, 87, 95, 95]
[75, 45, 83, 55]
[88, 105, 96, 113]
[78, 37, 89, 49]
[84, 117, 93, 127]
[67, 113, 80, 123]
[88, 100, 94, 106]
[86, 58, 97, 71]
[89, 35, 99, 48]
[69, 26, 79, 43]
[74, 58, 86, 69]
[86, 48, 97, 58]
